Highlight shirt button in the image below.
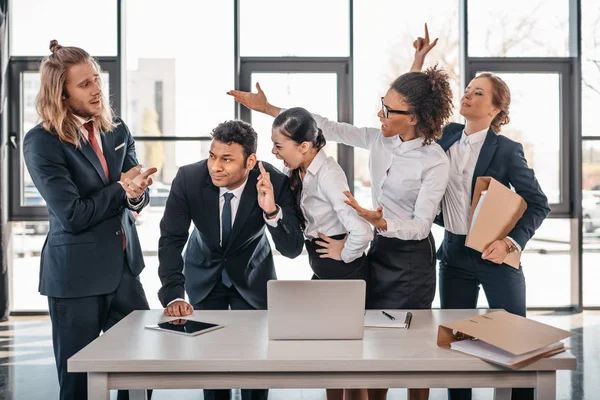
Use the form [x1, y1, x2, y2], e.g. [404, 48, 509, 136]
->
[224, 258, 228, 262]
[115, 230, 121, 236]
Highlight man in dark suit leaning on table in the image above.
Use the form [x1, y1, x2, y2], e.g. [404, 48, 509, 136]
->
[157, 119, 304, 400]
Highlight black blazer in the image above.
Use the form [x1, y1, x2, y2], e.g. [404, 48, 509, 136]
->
[436, 123, 550, 259]
[23, 118, 149, 298]
[157, 160, 304, 309]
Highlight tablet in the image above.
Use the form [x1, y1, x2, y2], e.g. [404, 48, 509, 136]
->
[145, 318, 224, 336]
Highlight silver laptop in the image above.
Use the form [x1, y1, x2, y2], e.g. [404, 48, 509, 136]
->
[267, 280, 366, 340]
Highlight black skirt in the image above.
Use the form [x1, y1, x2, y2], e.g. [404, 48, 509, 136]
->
[305, 233, 369, 281]
[366, 232, 436, 310]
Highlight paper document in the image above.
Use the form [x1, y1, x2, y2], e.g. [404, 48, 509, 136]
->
[468, 190, 487, 235]
[450, 339, 564, 366]
[364, 310, 411, 328]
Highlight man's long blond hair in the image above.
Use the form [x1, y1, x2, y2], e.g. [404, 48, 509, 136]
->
[36, 40, 117, 147]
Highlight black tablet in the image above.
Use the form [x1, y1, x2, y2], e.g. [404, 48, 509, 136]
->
[145, 318, 224, 336]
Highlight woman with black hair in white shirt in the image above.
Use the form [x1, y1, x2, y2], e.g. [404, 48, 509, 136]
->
[269, 106, 373, 400]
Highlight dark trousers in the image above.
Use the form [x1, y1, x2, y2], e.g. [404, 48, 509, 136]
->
[439, 231, 531, 400]
[193, 280, 268, 400]
[48, 261, 150, 400]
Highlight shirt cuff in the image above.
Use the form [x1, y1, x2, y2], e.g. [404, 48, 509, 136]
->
[126, 193, 146, 211]
[166, 298, 186, 307]
[264, 208, 283, 227]
[506, 236, 522, 252]
[341, 247, 362, 264]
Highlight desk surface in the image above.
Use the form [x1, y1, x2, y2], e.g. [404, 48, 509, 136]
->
[68, 310, 576, 373]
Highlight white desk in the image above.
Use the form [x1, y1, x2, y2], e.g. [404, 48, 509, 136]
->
[68, 310, 576, 400]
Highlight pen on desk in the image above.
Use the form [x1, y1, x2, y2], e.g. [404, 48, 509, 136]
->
[381, 310, 395, 320]
[405, 312, 413, 329]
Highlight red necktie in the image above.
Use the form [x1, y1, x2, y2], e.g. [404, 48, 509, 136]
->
[84, 121, 126, 251]
[84, 122, 109, 180]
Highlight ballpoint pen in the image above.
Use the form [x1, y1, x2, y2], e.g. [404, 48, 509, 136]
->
[405, 312, 413, 329]
[381, 310, 395, 320]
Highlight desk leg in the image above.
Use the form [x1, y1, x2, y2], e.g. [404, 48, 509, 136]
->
[494, 388, 511, 400]
[535, 371, 557, 400]
[129, 390, 147, 400]
[88, 373, 109, 400]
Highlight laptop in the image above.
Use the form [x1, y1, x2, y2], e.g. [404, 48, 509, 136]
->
[267, 280, 366, 340]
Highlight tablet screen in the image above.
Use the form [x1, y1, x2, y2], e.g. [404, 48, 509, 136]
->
[157, 319, 220, 334]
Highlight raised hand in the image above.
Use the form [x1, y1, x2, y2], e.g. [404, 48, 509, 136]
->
[256, 162, 277, 216]
[410, 23, 438, 72]
[343, 191, 386, 230]
[227, 82, 269, 113]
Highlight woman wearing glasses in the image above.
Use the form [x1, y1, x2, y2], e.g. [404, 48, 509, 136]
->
[228, 63, 454, 400]
[412, 28, 550, 400]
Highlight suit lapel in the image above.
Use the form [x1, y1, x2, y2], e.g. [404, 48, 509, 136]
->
[78, 143, 109, 185]
[227, 169, 259, 251]
[100, 131, 117, 183]
[439, 127, 462, 152]
[202, 175, 221, 246]
[471, 128, 499, 195]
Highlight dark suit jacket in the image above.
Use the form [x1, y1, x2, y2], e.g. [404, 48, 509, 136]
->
[23, 118, 149, 298]
[436, 123, 550, 261]
[157, 160, 304, 310]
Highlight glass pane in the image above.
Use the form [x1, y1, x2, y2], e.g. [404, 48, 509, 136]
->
[240, 0, 349, 57]
[250, 73, 338, 172]
[11, 221, 49, 311]
[468, 0, 569, 57]
[582, 141, 600, 306]
[10, 0, 117, 56]
[124, 0, 234, 137]
[521, 218, 571, 307]
[353, 0, 460, 204]
[582, 0, 600, 137]
[21, 71, 110, 208]
[478, 72, 561, 204]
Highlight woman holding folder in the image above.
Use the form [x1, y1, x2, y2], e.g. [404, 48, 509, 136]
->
[412, 28, 551, 400]
[228, 63, 454, 400]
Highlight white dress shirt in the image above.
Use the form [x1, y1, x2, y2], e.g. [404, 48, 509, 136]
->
[310, 113, 450, 241]
[74, 116, 144, 210]
[442, 128, 522, 251]
[288, 149, 373, 263]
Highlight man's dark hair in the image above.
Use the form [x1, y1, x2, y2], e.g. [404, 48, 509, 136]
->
[210, 120, 258, 161]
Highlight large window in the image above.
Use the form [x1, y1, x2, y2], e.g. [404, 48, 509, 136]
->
[239, 0, 350, 57]
[468, 0, 570, 57]
[6, 0, 594, 311]
[10, 0, 117, 56]
[581, 0, 600, 307]
[353, 0, 460, 208]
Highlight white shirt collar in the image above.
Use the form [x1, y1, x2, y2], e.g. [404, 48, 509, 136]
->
[74, 115, 94, 128]
[219, 176, 249, 200]
[460, 127, 488, 146]
[306, 149, 328, 176]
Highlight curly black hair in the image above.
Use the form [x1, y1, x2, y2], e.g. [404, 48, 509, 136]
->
[211, 120, 258, 161]
[390, 65, 454, 144]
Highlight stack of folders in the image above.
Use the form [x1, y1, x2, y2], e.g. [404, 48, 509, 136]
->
[364, 310, 412, 329]
[437, 310, 573, 369]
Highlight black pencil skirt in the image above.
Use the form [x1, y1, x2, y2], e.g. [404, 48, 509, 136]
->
[366, 232, 436, 310]
[305, 233, 369, 281]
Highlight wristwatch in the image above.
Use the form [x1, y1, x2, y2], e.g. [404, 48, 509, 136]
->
[264, 204, 280, 219]
[503, 238, 517, 253]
